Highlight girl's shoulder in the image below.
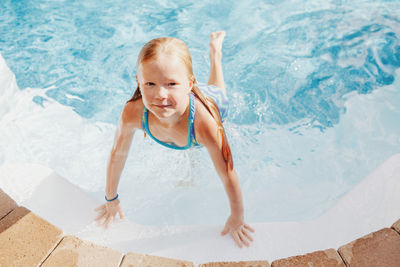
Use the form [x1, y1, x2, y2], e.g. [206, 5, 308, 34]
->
[193, 97, 220, 146]
[121, 98, 144, 130]
[194, 97, 214, 122]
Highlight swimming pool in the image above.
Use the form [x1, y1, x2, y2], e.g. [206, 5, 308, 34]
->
[1, 0, 400, 228]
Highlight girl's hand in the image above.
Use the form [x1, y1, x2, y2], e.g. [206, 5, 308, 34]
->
[221, 214, 255, 248]
[94, 199, 125, 229]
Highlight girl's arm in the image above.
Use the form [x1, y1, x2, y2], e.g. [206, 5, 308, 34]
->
[196, 104, 255, 247]
[202, 131, 244, 218]
[105, 106, 137, 200]
[95, 101, 141, 229]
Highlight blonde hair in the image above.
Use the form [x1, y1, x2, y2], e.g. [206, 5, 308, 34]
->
[127, 37, 233, 171]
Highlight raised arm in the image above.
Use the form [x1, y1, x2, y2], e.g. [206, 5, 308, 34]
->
[195, 105, 255, 248]
[94, 100, 142, 229]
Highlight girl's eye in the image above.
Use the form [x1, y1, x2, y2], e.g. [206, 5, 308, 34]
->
[168, 82, 177, 87]
[145, 82, 155, 86]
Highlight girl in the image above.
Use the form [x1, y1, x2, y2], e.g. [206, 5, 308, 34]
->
[94, 31, 255, 248]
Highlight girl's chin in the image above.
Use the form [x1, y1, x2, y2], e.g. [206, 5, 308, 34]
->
[150, 108, 174, 118]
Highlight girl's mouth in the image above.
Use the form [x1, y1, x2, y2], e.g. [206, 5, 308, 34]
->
[154, 104, 172, 108]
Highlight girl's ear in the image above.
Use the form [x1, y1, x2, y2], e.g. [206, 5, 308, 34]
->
[188, 75, 194, 92]
[136, 75, 141, 90]
[189, 81, 193, 92]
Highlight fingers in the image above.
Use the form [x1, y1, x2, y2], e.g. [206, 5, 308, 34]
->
[238, 230, 250, 247]
[242, 228, 254, 242]
[94, 205, 106, 223]
[244, 224, 255, 232]
[105, 215, 114, 229]
[232, 232, 242, 248]
[94, 203, 125, 229]
[118, 208, 125, 219]
[225, 225, 254, 248]
[221, 225, 229, 236]
[94, 204, 105, 211]
[94, 210, 107, 222]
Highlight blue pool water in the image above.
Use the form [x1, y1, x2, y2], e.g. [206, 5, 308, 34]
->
[0, 0, 399, 226]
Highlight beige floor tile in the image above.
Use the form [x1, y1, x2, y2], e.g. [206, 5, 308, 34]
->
[199, 260, 270, 267]
[391, 218, 400, 234]
[338, 228, 400, 267]
[271, 248, 344, 267]
[120, 251, 195, 267]
[0, 188, 17, 220]
[42, 235, 123, 267]
[0, 206, 63, 266]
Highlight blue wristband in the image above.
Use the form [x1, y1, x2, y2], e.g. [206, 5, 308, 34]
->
[105, 194, 119, 202]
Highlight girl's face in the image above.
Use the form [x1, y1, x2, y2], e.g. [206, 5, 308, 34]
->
[137, 54, 193, 122]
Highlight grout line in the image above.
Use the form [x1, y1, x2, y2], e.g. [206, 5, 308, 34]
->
[390, 225, 400, 235]
[118, 253, 126, 267]
[38, 235, 66, 267]
[0, 206, 18, 222]
[337, 249, 349, 267]
[0, 210, 12, 222]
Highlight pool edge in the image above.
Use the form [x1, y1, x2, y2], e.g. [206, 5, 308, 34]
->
[1, 156, 400, 266]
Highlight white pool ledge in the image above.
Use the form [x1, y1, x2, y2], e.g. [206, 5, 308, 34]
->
[0, 153, 399, 263]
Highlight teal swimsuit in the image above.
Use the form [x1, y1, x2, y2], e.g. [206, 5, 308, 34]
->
[142, 93, 200, 150]
[141, 83, 229, 150]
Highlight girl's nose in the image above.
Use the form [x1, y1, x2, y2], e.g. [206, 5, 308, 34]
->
[155, 86, 168, 99]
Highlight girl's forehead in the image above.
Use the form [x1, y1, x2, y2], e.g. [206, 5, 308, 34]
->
[139, 55, 188, 78]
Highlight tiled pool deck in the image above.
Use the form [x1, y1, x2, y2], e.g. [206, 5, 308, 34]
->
[1, 188, 400, 266]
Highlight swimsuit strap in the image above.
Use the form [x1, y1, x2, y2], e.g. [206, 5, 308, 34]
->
[189, 93, 200, 147]
[141, 93, 200, 149]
